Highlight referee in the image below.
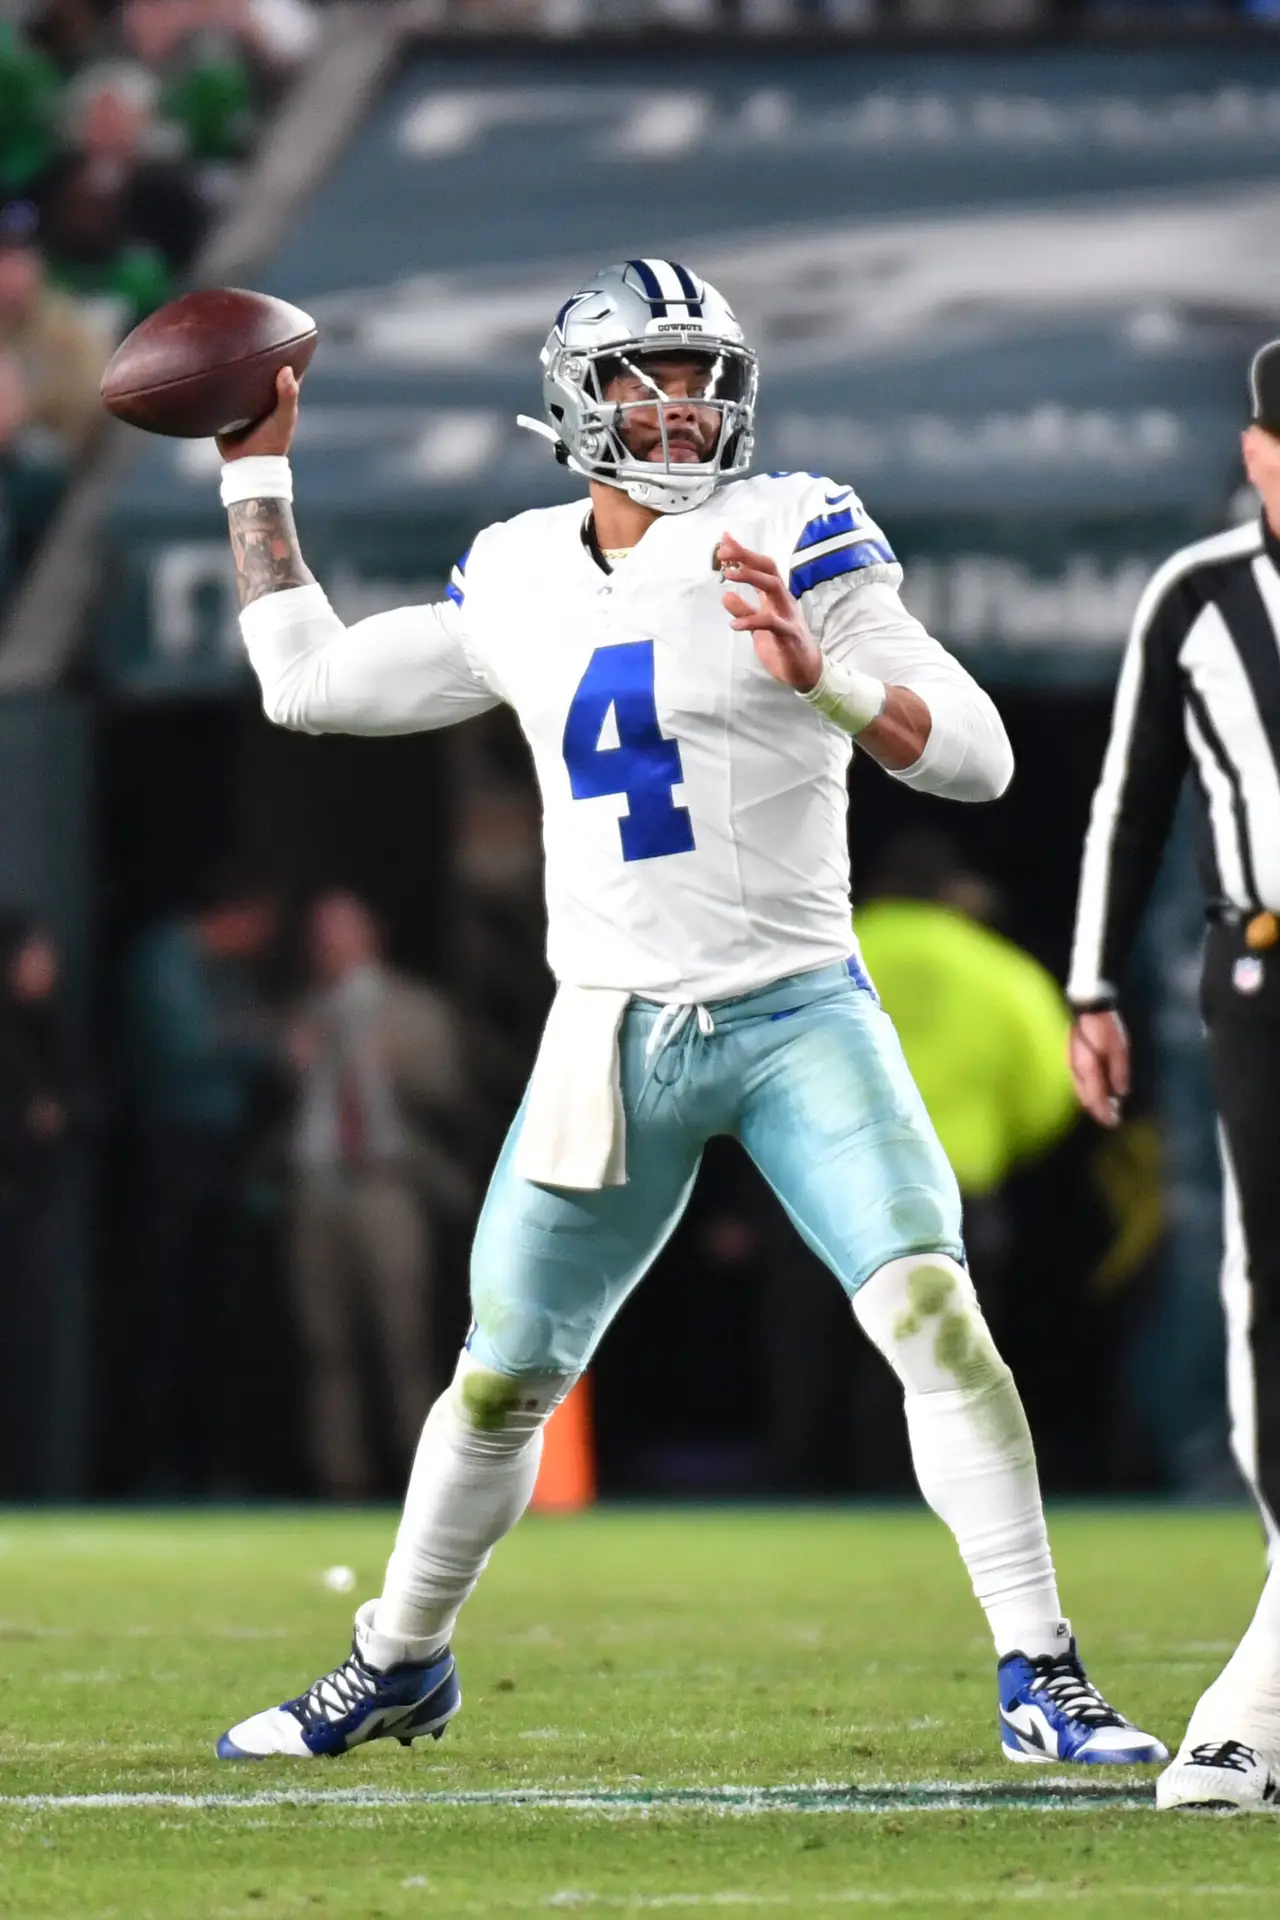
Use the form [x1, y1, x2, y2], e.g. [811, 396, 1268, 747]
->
[1067, 340, 1280, 1813]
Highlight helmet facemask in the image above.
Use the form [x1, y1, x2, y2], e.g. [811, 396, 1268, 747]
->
[562, 346, 756, 513]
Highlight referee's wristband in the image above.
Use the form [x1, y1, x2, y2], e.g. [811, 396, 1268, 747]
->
[220, 455, 293, 508]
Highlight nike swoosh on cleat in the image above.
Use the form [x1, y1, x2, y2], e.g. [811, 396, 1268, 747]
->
[1001, 1707, 1049, 1753]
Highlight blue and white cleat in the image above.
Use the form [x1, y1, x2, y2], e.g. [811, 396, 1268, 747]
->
[216, 1601, 460, 1759]
[997, 1639, 1167, 1765]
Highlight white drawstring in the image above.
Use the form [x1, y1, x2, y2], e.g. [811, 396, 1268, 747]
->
[644, 1001, 716, 1062]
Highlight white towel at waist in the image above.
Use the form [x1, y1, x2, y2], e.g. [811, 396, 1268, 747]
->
[514, 984, 632, 1190]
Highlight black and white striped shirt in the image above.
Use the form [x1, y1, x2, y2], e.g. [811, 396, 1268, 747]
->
[1069, 516, 1280, 1008]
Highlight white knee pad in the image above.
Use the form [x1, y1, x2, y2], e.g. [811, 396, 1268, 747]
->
[853, 1253, 1009, 1398]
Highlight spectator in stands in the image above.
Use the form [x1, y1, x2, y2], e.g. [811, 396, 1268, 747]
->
[0, 914, 85, 1223]
[22, 0, 116, 78]
[0, 17, 62, 197]
[32, 59, 209, 330]
[0, 199, 109, 450]
[9, 0, 315, 344]
[0, 913, 93, 1497]
[123, 884, 280, 1493]
[854, 830, 1077, 1287]
[0, 196, 108, 602]
[118, 0, 319, 161]
[287, 891, 469, 1498]
[209, 0, 321, 90]
[121, 1, 256, 161]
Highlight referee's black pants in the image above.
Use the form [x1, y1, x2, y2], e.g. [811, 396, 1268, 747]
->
[1204, 921, 1280, 1540]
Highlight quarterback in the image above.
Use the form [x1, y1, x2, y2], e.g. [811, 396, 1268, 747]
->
[214, 260, 1163, 1768]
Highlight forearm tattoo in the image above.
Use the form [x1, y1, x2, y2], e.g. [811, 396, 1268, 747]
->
[226, 497, 315, 608]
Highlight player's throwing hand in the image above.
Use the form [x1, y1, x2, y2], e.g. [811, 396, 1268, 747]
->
[217, 365, 301, 461]
[718, 532, 823, 693]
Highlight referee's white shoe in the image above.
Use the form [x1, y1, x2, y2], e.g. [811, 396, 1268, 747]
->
[1157, 1739, 1280, 1811]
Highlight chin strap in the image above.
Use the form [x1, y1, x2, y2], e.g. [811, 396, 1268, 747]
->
[516, 414, 588, 476]
[515, 414, 716, 513]
[627, 477, 713, 514]
[515, 413, 560, 446]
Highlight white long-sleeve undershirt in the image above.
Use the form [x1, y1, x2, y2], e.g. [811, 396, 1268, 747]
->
[239, 583, 500, 736]
[804, 576, 1014, 803]
[238, 573, 1012, 803]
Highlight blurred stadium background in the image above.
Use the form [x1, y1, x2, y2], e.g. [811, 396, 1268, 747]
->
[0, 0, 1276, 1514]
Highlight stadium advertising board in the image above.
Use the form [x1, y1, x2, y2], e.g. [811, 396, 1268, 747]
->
[104, 44, 1280, 691]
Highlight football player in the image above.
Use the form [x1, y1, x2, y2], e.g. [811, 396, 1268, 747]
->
[213, 260, 1164, 1769]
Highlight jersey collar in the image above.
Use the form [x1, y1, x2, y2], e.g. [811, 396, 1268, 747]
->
[582, 510, 613, 577]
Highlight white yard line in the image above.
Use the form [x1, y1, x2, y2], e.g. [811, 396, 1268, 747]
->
[536, 1896, 1280, 1911]
[0, 1780, 1156, 1815]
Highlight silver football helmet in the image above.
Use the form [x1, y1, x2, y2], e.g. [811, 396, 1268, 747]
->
[521, 259, 757, 514]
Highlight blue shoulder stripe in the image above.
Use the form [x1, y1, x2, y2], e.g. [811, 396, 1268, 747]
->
[789, 540, 896, 598]
[445, 546, 471, 607]
[795, 506, 862, 554]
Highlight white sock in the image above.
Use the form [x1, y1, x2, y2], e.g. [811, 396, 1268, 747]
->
[1181, 1560, 1280, 1758]
[365, 1351, 571, 1668]
[853, 1254, 1068, 1661]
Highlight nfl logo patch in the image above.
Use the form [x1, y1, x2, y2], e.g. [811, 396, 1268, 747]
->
[1233, 955, 1265, 995]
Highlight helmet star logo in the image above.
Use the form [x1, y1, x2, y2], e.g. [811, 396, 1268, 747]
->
[555, 290, 605, 338]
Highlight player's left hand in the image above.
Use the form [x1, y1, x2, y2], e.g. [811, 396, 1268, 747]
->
[718, 533, 823, 693]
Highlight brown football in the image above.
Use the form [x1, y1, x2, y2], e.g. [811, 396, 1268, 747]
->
[100, 287, 318, 438]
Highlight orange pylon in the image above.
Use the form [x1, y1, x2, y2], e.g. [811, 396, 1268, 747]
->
[532, 1375, 596, 1510]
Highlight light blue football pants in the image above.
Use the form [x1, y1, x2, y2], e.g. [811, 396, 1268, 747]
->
[466, 960, 964, 1380]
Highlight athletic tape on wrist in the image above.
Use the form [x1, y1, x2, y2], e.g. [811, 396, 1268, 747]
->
[220, 455, 293, 508]
[801, 658, 886, 736]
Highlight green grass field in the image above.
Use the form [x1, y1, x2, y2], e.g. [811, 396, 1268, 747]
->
[0, 1507, 1276, 1918]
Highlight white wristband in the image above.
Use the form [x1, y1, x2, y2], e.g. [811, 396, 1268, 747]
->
[801, 657, 886, 735]
[220, 455, 293, 508]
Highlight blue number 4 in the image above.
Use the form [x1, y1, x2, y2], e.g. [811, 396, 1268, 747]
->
[562, 641, 696, 861]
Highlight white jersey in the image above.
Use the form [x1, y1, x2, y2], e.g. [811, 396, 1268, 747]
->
[240, 470, 1011, 1001]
